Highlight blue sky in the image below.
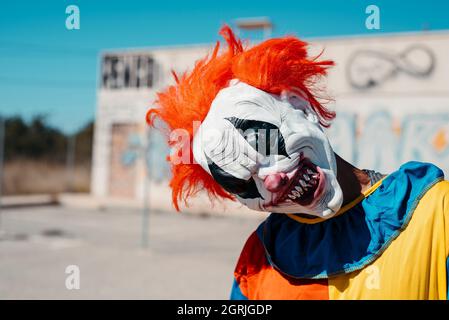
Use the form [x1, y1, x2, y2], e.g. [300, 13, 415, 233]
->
[1, 0, 449, 134]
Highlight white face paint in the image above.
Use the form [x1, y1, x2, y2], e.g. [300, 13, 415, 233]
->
[192, 80, 343, 218]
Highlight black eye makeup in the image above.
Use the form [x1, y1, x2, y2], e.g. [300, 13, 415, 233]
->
[206, 155, 263, 199]
[225, 117, 289, 158]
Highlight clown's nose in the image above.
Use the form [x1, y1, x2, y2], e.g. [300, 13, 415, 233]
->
[264, 173, 288, 192]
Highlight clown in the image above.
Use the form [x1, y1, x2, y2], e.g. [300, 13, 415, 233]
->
[147, 26, 449, 300]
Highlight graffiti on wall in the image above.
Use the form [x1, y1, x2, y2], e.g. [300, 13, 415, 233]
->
[120, 127, 170, 183]
[327, 111, 449, 175]
[346, 45, 435, 89]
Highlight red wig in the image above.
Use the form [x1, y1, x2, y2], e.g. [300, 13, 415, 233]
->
[147, 25, 335, 211]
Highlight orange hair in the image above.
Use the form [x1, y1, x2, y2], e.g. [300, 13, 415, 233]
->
[147, 25, 335, 211]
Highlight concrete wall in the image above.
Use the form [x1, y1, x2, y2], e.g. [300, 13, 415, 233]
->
[315, 31, 449, 174]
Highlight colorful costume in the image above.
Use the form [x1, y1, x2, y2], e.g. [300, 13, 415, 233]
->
[147, 26, 449, 300]
[231, 162, 449, 299]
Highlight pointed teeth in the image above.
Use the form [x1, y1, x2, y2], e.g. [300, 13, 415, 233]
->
[306, 169, 314, 175]
[295, 186, 303, 193]
[299, 180, 307, 188]
[288, 194, 296, 200]
[292, 190, 301, 197]
[303, 174, 310, 181]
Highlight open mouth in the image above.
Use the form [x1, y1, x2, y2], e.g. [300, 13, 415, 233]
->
[272, 158, 326, 207]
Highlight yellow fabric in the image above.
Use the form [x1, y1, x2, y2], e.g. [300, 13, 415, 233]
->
[328, 180, 449, 300]
[287, 178, 385, 225]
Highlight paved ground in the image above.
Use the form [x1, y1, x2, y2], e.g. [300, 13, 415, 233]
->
[0, 205, 264, 299]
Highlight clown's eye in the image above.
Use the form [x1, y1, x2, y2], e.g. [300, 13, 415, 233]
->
[225, 117, 289, 158]
[206, 155, 263, 199]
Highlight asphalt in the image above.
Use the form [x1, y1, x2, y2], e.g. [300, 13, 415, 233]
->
[0, 205, 265, 299]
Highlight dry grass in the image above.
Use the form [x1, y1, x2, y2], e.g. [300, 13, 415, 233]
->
[2, 159, 90, 195]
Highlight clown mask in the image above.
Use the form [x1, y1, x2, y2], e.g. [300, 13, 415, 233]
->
[193, 80, 343, 218]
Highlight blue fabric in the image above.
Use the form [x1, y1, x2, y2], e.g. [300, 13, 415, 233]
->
[259, 161, 444, 279]
[230, 278, 248, 300]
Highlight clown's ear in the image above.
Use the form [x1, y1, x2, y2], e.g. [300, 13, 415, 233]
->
[280, 89, 319, 124]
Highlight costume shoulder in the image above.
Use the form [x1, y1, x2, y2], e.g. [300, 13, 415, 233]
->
[416, 178, 449, 254]
[422, 179, 449, 208]
[328, 165, 449, 300]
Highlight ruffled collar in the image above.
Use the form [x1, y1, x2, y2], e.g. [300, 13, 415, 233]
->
[259, 161, 444, 279]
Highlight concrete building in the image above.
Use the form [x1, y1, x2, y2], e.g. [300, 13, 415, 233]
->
[91, 30, 449, 212]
